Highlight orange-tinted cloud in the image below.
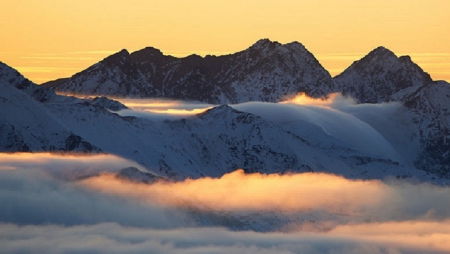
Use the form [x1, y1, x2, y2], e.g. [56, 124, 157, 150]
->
[80, 169, 389, 213]
[0, 152, 148, 180]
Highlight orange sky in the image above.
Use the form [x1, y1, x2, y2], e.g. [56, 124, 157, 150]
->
[1, 0, 449, 84]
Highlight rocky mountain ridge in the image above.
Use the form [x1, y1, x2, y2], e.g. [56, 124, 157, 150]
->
[43, 39, 336, 103]
[43, 39, 442, 107]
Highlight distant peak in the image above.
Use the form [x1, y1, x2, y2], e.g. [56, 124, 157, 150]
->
[250, 38, 281, 50]
[132, 47, 163, 56]
[399, 55, 412, 62]
[285, 41, 306, 49]
[368, 46, 396, 58]
[374, 46, 390, 51]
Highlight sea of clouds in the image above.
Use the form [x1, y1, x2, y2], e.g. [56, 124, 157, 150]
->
[1, 152, 450, 253]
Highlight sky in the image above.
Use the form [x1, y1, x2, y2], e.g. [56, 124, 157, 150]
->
[1, 0, 449, 84]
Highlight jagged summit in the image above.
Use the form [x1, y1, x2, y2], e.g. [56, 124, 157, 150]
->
[370, 46, 396, 55]
[41, 40, 439, 106]
[117, 48, 130, 55]
[100, 49, 131, 66]
[345, 46, 398, 72]
[45, 39, 335, 103]
[246, 39, 309, 57]
[132, 47, 163, 56]
[285, 41, 307, 49]
[249, 38, 281, 51]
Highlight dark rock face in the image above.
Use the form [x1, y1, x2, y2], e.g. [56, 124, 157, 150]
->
[64, 134, 96, 152]
[45, 39, 336, 103]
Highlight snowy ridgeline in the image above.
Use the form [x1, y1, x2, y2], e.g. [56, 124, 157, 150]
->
[1, 60, 450, 182]
[45, 39, 435, 106]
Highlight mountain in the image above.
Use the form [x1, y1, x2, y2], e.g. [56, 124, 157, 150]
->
[0, 62, 99, 152]
[4, 39, 450, 181]
[334, 46, 433, 103]
[0, 62, 128, 152]
[42, 39, 336, 103]
[4, 62, 450, 182]
[332, 48, 449, 177]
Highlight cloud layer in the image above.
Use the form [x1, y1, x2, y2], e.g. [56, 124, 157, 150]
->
[1, 153, 450, 253]
[0, 85, 446, 254]
[2, 221, 450, 254]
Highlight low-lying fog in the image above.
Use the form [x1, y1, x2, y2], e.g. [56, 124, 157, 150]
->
[1, 153, 449, 254]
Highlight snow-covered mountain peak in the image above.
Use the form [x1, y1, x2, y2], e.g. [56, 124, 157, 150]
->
[346, 46, 398, 72]
[343, 46, 430, 80]
[334, 46, 433, 103]
[45, 39, 336, 103]
[0, 62, 61, 103]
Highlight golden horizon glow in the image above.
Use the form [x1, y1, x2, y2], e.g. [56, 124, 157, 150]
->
[2, 1, 450, 83]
